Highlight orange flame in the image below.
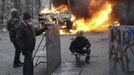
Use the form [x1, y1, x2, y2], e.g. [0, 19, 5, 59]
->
[40, 1, 119, 35]
[40, 4, 68, 14]
[71, 2, 112, 32]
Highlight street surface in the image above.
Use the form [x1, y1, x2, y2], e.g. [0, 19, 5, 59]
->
[0, 31, 109, 75]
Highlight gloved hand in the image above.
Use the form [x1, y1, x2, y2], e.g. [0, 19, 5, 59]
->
[82, 47, 87, 51]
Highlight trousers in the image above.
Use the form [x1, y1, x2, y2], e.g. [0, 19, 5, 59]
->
[23, 50, 33, 75]
[12, 41, 21, 65]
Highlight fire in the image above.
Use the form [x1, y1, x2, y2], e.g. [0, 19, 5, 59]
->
[40, 1, 119, 35]
[71, 2, 112, 32]
[40, 4, 68, 14]
[52, 4, 68, 13]
[40, 8, 51, 14]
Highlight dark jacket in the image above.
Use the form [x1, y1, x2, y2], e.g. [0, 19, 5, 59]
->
[69, 36, 91, 53]
[7, 18, 20, 42]
[16, 21, 47, 53]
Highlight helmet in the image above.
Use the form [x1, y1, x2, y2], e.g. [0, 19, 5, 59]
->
[76, 30, 84, 36]
[10, 8, 19, 18]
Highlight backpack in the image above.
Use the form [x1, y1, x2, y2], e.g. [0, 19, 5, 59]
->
[7, 19, 20, 41]
[7, 19, 19, 31]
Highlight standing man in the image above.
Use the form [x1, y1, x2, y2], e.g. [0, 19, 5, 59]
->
[7, 8, 23, 68]
[16, 12, 48, 75]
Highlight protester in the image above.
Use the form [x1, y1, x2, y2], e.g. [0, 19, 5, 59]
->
[69, 30, 91, 63]
[16, 12, 48, 75]
[7, 8, 23, 68]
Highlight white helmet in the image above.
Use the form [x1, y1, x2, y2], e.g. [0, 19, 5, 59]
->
[76, 30, 84, 36]
[10, 8, 18, 18]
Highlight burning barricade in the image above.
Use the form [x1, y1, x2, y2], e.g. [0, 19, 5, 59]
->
[39, 0, 121, 35]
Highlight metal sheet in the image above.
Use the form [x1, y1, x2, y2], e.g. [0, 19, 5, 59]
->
[109, 26, 134, 74]
[46, 25, 61, 75]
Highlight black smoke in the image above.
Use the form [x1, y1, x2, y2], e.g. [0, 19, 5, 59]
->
[52, 0, 134, 25]
[110, 0, 134, 25]
[52, 0, 90, 19]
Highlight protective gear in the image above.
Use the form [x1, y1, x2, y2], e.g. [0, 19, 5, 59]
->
[76, 30, 84, 37]
[10, 8, 19, 18]
[7, 19, 19, 42]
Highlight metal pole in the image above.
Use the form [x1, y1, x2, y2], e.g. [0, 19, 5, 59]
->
[67, 0, 71, 17]
[2, 0, 5, 24]
[49, 0, 52, 11]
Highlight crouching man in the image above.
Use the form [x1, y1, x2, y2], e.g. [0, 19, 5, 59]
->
[16, 12, 48, 75]
[69, 30, 91, 63]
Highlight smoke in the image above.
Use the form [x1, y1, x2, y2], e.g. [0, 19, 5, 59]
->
[110, 0, 128, 24]
[70, 0, 90, 19]
[52, 0, 68, 7]
[52, 0, 109, 19]
[52, 0, 134, 25]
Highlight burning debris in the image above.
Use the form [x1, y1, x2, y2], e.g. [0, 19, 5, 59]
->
[40, 0, 121, 35]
